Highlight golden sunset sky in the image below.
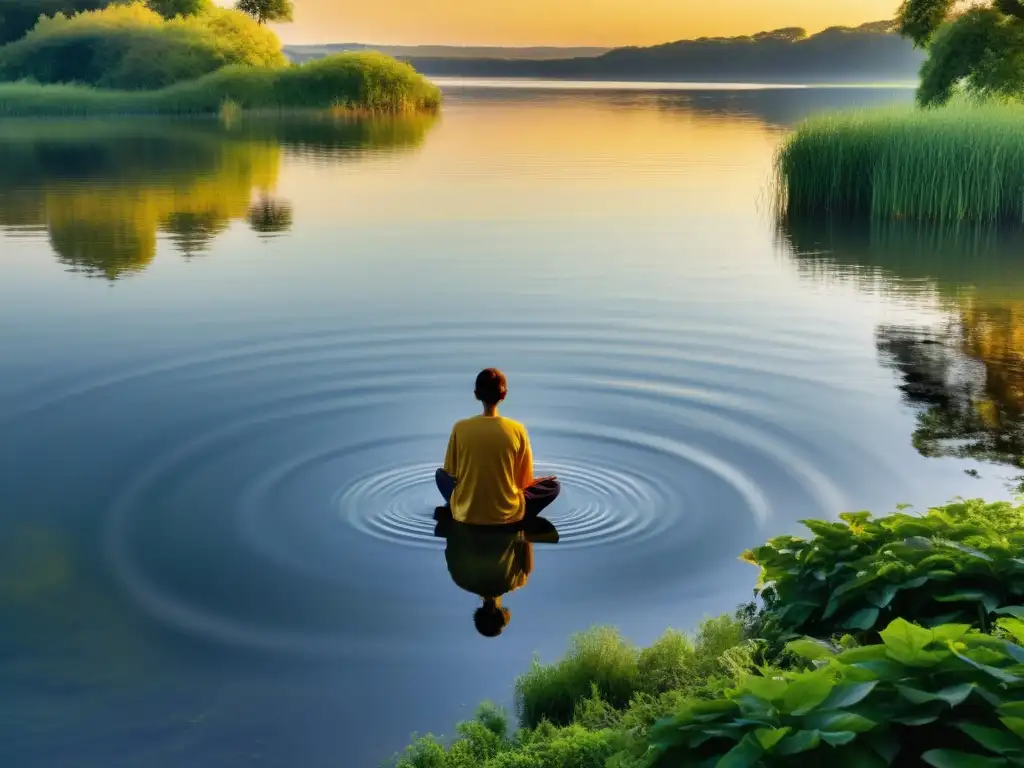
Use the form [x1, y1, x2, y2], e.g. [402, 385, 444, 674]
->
[274, 0, 900, 47]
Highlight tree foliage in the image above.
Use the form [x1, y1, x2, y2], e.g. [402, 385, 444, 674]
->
[0, 0, 108, 44]
[0, 2, 284, 90]
[898, 0, 1024, 105]
[235, 0, 292, 25]
[145, 0, 209, 19]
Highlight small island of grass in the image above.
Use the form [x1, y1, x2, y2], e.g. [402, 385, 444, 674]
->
[0, 1, 441, 117]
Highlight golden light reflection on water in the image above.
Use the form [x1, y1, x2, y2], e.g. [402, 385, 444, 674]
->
[275, 92, 789, 227]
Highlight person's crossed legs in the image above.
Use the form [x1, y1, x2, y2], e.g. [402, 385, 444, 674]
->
[435, 468, 560, 519]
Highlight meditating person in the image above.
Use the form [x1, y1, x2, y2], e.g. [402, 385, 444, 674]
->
[435, 368, 560, 526]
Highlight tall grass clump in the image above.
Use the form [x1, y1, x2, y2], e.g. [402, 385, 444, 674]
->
[775, 100, 1024, 224]
[0, 54, 441, 116]
[0, 2, 284, 90]
[514, 617, 746, 728]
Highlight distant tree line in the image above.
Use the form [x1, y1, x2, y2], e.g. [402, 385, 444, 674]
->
[380, 22, 924, 84]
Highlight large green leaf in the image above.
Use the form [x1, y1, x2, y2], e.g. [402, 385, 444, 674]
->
[995, 618, 1024, 648]
[821, 730, 857, 746]
[754, 727, 790, 751]
[802, 711, 877, 734]
[782, 667, 836, 715]
[922, 749, 1010, 767]
[951, 647, 1023, 684]
[819, 681, 879, 710]
[999, 717, 1024, 739]
[774, 729, 822, 755]
[896, 683, 975, 707]
[891, 710, 942, 726]
[880, 618, 934, 665]
[742, 675, 788, 703]
[835, 571, 883, 597]
[957, 723, 1024, 756]
[717, 733, 764, 768]
[931, 624, 973, 644]
[935, 591, 1000, 614]
[837, 645, 890, 664]
[786, 638, 839, 661]
[993, 607, 1024, 620]
[845, 608, 881, 631]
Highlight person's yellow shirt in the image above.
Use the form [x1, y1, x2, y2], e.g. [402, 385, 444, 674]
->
[442, 414, 533, 525]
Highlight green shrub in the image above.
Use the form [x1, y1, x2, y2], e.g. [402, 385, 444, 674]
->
[514, 618, 747, 729]
[743, 499, 1024, 645]
[0, 54, 441, 116]
[0, 2, 284, 90]
[647, 616, 1024, 766]
[774, 101, 1024, 224]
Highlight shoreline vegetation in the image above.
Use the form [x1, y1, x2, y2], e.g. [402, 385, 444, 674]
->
[0, 55, 441, 117]
[774, 102, 1024, 225]
[774, 1, 1024, 227]
[388, 499, 1024, 767]
[0, 2, 440, 117]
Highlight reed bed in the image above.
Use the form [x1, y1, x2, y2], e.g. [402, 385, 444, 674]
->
[775, 101, 1024, 224]
[0, 53, 442, 117]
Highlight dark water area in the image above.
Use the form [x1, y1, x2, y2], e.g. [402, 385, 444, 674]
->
[2, 83, 1020, 767]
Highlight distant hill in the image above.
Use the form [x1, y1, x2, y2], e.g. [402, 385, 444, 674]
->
[284, 44, 610, 63]
[289, 22, 925, 84]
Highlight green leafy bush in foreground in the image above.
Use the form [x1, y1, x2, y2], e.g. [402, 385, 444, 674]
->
[0, 53, 442, 116]
[648, 617, 1024, 766]
[743, 500, 1024, 647]
[388, 500, 1024, 768]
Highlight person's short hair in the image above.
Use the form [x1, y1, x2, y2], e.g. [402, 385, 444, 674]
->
[475, 368, 508, 406]
[474, 603, 511, 637]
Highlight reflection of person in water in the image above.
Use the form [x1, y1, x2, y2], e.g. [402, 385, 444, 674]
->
[436, 517, 559, 637]
[443, 522, 531, 637]
[435, 368, 560, 525]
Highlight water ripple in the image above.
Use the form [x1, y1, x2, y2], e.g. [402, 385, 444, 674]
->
[50, 317, 885, 655]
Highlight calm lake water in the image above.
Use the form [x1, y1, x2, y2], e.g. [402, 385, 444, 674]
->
[3, 82, 1023, 767]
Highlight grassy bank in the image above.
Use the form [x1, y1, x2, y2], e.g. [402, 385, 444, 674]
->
[774, 102, 1024, 224]
[0, 53, 441, 116]
[389, 499, 1024, 767]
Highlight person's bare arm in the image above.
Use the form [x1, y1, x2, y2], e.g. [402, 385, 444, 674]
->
[516, 429, 534, 489]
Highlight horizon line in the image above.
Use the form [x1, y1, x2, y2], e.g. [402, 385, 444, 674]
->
[278, 17, 895, 50]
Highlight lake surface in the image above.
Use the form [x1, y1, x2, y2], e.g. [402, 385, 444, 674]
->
[3, 82, 1023, 767]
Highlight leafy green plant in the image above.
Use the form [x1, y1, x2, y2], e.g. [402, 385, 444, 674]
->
[743, 500, 1024, 644]
[648, 617, 1024, 766]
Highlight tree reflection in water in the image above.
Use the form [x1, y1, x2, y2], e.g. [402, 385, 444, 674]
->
[783, 215, 1024, 487]
[0, 114, 437, 280]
